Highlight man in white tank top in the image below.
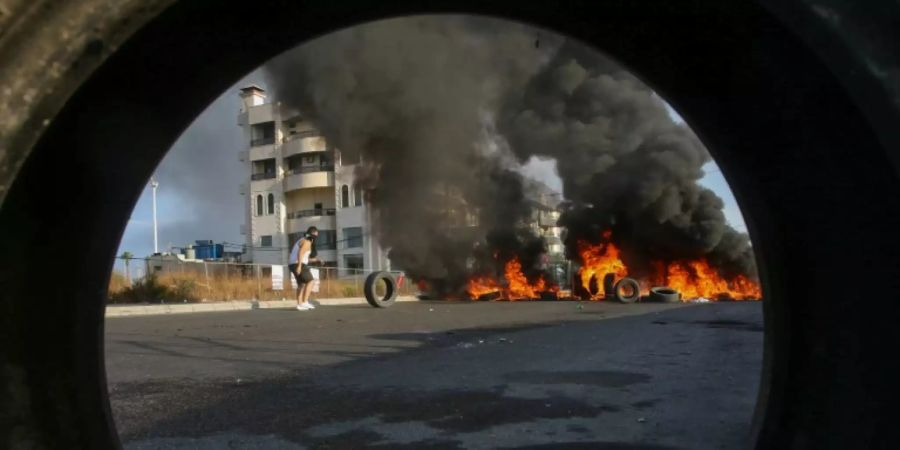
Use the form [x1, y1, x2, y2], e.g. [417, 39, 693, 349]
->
[289, 226, 319, 310]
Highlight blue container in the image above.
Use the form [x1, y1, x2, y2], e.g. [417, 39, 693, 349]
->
[193, 241, 223, 260]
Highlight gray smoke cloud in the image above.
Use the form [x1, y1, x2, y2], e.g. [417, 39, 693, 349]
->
[265, 15, 756, 290]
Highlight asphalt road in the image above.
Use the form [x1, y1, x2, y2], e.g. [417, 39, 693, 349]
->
[105, 300, 763, 450]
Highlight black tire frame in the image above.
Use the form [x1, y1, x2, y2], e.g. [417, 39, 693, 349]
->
[2, 1, 899, 448]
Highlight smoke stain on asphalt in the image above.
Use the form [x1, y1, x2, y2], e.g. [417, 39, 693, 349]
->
[506, 370, 652, 388]
[693, 319, 763, 332]
[630, 399, 661, 409]
[113, 380, 618, 446]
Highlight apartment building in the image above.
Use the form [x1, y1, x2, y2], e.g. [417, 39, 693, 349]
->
[237, 85, 390, 277]
[525, 180, 565, 261]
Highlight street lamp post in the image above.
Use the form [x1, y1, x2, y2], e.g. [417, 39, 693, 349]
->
[150, 177, 159, 254]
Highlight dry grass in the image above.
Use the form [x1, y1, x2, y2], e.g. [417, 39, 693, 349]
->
[107, 270, 418, 304]
[108, 272, 130, 296]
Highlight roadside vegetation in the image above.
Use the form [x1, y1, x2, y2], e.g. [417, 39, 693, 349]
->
[107, 271, 416, 304]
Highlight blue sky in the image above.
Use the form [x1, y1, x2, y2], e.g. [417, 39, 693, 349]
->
[115, 70, 748, 272]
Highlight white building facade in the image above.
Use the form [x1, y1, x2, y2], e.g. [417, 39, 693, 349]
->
[237, 85, 390, 277]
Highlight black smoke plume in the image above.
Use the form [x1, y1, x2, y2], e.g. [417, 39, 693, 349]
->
[497, 42, 757, 279]
[266, 16, 757, 293]
[265, 16, 558, 294]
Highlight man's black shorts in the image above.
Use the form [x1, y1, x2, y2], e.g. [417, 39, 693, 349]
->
[288, 263, 313, 285]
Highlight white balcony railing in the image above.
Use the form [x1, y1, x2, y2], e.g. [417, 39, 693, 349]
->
[283, 134, 327, 156]
[284, 170, 334, 191]
[287, 208, 337, 219]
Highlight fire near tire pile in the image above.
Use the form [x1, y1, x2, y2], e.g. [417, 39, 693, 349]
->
[419, 228, 762, 304]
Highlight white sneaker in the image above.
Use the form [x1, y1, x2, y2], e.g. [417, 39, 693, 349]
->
[296, 304, 311, 311]
[304, 302, 316, 309]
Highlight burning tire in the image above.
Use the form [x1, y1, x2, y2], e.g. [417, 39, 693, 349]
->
[613, 278, 641, 303]
[364, 271, 398, 308]
[650, 287, 681, 303]
[603, 273, 616, 298]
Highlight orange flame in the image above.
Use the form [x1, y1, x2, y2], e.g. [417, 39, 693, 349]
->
[466, 256, 548, 300]
[577, 232, 628, 300]
[466, 275, 501, 299]
[575, 231, 761, 301]
[665, 259, 761, 300]
[504, 257, 546, 300]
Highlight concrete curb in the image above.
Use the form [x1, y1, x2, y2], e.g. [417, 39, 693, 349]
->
[105, 296, 419, 318]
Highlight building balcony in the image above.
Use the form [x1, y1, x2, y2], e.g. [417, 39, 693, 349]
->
[284, 167, 335, 192]
[250, 136, 276, 147]
[247, 104, 274, 124]
[337, 239, 365, 251]
[287, 208, 336, 219]
[289, 214, 337, 234]
[248, 143, 276, 161]
[251, 171, 277, 181]
[283, 133, 327, 156]
[291, 165, 334, 174]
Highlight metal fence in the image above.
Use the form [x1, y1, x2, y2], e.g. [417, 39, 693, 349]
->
[108, 257, 418, 304]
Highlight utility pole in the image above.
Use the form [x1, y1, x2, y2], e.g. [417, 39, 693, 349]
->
[150, 177, 159, 254]
[121, 251, 133, 287]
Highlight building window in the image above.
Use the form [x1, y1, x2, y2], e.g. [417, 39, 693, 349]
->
[341, 185, 349, 208]
[250, 122, 275, 146]
[353, 184, 362, 207]
[287, 155, 301, 172]
[343, 227, 363, 249]
[256, 195, 263, 216]
[344, 254, 364, 271]
[260, 235, 273, 247]
[267, 193, 275, 215]
[251, 158, 277, 180]
[316, 230, 337, 250]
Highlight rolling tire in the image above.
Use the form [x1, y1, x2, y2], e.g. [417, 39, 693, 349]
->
[613, 278, 641, 303]
[364, 271, 398, 308]
[650, 286, 681, 303]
